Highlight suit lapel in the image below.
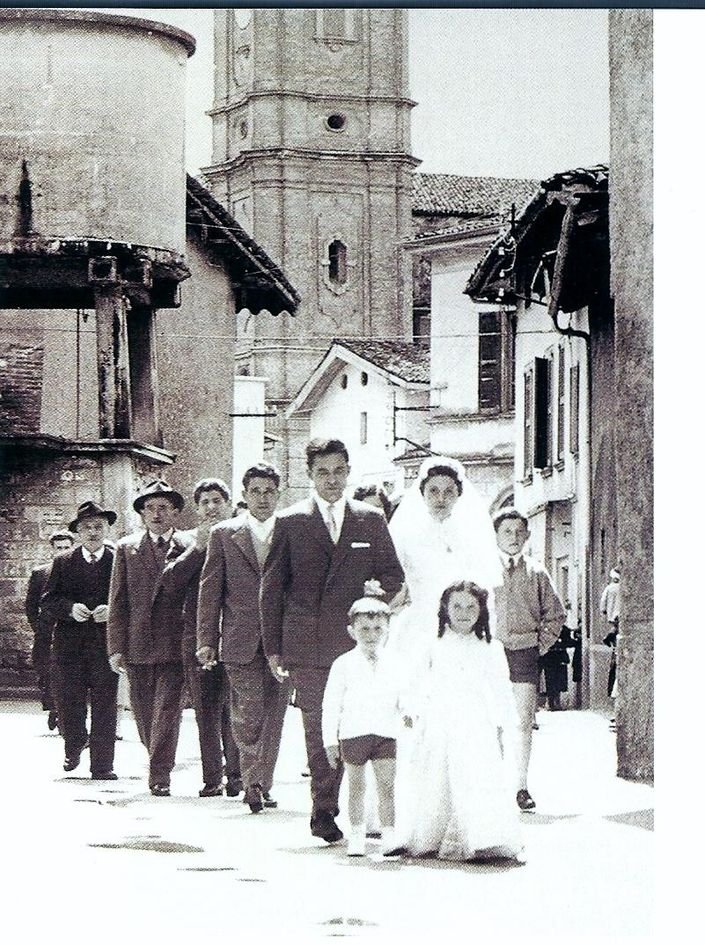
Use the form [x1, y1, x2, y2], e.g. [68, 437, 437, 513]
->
[137, 531, 159, 581]
[232, 522, 260, 574]
[309, 497, 335, 551]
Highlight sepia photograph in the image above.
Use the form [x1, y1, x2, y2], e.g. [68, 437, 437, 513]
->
[0, 3, 660, 940]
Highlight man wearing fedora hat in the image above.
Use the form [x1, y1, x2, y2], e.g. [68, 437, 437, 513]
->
[42, 501, 119, 778]
[107, 479, 190, 797]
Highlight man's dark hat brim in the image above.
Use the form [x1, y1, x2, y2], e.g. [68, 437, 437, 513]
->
[133, 480, 185, 513]
[68, 502, 117, 532]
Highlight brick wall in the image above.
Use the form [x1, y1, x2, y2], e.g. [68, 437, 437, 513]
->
[0, 342, 43, 435]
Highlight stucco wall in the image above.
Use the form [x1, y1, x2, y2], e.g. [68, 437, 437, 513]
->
[608, 9, 653, 782]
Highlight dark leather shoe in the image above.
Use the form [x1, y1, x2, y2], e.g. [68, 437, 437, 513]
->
[150, 783, 170, 797]
[47, 710, 59, 731]
[92, 771, 118, 781]
[311, 810, 344, 843]
[516, 789, 536, 811]
[262, 791, 278, 809]
[244, 784, 263, 813]
[199, 782, 223, 797]
[63, 751, 81, 772]
[225, 778, 243, 797]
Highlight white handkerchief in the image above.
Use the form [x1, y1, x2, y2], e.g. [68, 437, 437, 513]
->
[351, 542, 371, 548]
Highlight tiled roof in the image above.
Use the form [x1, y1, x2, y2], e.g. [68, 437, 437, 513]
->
[333, 339, 430, 384]
[412, 173, 539, 218]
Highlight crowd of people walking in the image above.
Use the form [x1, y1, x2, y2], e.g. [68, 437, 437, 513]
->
[25, 437, 567, 863]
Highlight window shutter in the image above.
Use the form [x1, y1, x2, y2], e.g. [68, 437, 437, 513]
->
[523, 367, 533, 478]
[478, 312, 501, 410]
[533, 356, 551, 469]
[570, 363, 580, 455]
[557, 346, 566, 463]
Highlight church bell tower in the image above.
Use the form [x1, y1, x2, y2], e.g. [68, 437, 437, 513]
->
[205, 8, 418, 492]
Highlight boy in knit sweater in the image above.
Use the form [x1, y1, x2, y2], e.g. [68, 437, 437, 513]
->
[493, 508, 565, 811]
[322, 595, 404, 857]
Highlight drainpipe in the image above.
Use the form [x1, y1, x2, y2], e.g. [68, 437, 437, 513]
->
[546, 200, 594, 707]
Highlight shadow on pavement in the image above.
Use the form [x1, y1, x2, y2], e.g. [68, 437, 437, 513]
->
[602, 808, 653, 831]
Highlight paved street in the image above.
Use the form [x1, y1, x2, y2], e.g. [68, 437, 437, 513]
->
[1, 699, 653, 941]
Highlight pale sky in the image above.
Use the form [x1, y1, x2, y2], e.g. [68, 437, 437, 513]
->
[100, 7, 610, 180]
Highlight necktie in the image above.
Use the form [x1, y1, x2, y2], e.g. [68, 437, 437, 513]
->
[326, 504, 338, 544]
[88, 553, 97, 565]
[507, 557, 515, 574]
[155, 535, 167, 562]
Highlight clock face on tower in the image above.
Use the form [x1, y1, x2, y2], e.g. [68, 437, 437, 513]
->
[234, 10, 252, 30]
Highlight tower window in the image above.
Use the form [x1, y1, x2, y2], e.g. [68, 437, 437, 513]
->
[328, 240, 348, 285]
[360, 411, 368, 445]
[360, 372, 368, 386]
[341, 374, 348, 390]
[326, 113, 347, 132]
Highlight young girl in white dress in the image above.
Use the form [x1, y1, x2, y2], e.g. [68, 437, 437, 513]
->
[394, 580, 524, 863]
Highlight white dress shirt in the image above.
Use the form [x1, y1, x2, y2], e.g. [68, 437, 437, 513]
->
[81, 546, 106, 564]
[246, 510, 276, 544]
[313, 493, 346, 543]
[148, 528, 174, 545]
[322, 645, 404, 746]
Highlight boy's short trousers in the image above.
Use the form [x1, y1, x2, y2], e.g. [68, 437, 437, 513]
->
[340, 734, 397, 766]
[505, 645, 540, 685]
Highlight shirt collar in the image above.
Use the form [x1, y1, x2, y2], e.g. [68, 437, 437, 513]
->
[81, 546, 106, 563]
[313, 493, 346, 523]
[247, 511, 276, 541]
[149, 529, 174, 545]
[500, 550, 523, 569]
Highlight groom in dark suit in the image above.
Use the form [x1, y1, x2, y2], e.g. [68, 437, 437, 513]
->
[261, 438, 404, 843]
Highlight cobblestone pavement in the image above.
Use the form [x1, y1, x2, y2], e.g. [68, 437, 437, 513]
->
[1, 700, 653, 941]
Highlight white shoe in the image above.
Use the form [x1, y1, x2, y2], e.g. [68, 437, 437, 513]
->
[347, 827, 366, 857]
[380, 828, 398, 856]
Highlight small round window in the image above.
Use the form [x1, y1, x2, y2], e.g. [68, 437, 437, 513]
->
[326, 113, 347, 132]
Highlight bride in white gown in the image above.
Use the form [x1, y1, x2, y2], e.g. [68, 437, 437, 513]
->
[394, 580, 523, 862]
[388, 456, 503, 672]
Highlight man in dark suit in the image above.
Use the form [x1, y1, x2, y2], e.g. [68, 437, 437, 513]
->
[24, 529, 75, 731]
[41, 503, 118, 778]
[197, 463, 289, 814]
[162, 477, 241, 798]
[261, 438, 405, 843]
[107, 480, 189, 797]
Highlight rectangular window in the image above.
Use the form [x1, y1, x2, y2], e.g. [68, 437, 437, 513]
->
[478, 310, 515, 412]
[360, 411, 368, 446]
[523, 367, 533, 479]
[557, 346, 566, 463]
[533, 356, 552, 469]
[570, 363, 580, 455]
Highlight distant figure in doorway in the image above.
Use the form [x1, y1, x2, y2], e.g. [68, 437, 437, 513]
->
[42, 502, 118, 779]
[162, 478, 242, 798]
[493, 508, 565, 812]
[601, 568, 621, 700]
[353, 484, 393, 522]
[25, 529, 74, 732]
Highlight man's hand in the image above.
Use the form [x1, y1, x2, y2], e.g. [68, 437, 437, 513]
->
[71, 603, 92, 622]
[109, 653, 126, 675]
[195, 521, 212, 551]
[267, 654, 289, 683]
[402, 715, 414, 729]
[92, 604, 109, 624]
[196, 646, 217, 670]
[324, 744, 341, 769]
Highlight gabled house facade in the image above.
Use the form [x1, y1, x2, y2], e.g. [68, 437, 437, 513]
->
[285, 339, 430, 498]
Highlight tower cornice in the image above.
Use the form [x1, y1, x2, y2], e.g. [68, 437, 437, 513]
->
[208, 88, 417, 118]
[203, 149, 422, 175]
